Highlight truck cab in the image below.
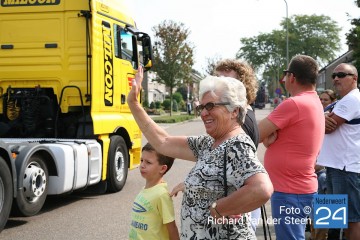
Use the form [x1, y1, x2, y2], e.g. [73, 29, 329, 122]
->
[0, 0, 152, 228]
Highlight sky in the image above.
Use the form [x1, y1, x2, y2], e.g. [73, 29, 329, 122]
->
[128, 0, 359, 74]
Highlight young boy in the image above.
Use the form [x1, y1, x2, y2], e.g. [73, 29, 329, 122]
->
[129, 142, 180, 240]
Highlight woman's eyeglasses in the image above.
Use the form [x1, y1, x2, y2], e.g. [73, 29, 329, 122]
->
[195, 102, 230, 114]
[332, 72, 354, 79]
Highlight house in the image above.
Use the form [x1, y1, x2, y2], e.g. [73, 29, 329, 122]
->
[317, 50, 354, 92]
[187, 70, 202, 100]
[143, 70, 202, 105]
[143, 71, 167, 104]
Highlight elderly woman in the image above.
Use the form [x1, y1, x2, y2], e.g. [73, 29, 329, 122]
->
[127, 66, 273, 239]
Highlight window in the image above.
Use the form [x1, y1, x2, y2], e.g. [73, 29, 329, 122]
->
[113, 24, 136, 68]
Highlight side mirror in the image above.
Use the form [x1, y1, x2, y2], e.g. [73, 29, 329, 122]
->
[124, 26, 153, 72]
[141, 35, 153, 71]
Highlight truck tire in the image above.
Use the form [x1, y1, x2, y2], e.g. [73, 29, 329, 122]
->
[107, 136, 129, 193]
[0, 157, 13, 232]
[14, 155, 48, 217]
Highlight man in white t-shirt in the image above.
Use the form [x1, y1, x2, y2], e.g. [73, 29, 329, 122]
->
[317, 63, 360, 240]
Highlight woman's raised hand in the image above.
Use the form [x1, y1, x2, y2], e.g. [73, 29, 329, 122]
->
[127, 66, 144, 104]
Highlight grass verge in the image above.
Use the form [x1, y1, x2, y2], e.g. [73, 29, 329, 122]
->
[152, 114, 196, 123]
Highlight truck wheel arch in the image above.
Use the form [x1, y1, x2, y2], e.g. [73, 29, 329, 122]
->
[13, 146, 57, 217]
[106, 135, 129, 193]
[0, 148, 16, 198]
[15, 147, 57, 190]
[115, 127, 132, 153]
[0, 156, 13, 232]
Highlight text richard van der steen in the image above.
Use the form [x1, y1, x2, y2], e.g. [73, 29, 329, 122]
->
[207, 194, 348, 229]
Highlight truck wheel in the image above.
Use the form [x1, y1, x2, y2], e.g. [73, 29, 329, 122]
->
[0, 157, 13, 232]
[15, 155, 48, 217]
[107, 136, 129, 193]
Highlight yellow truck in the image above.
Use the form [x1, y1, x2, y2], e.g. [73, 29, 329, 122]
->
[0, 0, 152, 231]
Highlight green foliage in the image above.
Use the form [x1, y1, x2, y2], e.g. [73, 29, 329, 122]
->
[237, 14, 341, 96]
[155, 101, 162, 109]
[162, 99, 171, 110]
[179, 100, 186, 111]
[238, 15, 340, 69]
[142, 100, 149, 108]
[146, 108, 165, 115]
[346, 1, 360, 80]
[175, 87, 187, 101]
[149, 102, 155, 109]
[153, 114, 195, 123]
[162, 99, 179, 111]
[151, 20, 195, 115]
[172, 92, 183, 103]
[172, 100, 178, 112]
[287, 15, 340, 65]
[238, 31, 283, 70]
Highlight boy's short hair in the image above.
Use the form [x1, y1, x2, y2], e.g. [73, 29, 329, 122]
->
[142, 142, 175, 174]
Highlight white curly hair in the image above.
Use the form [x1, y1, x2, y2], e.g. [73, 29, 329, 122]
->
[199, 75, 248, 124]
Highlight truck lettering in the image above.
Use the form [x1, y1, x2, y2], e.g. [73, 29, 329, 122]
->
[2, 0, 59, 6]
[102, 21, 113, 106]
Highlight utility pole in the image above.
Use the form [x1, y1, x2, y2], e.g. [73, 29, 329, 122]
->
[284, 0, 289, 67]
[284, 0, 289, 97]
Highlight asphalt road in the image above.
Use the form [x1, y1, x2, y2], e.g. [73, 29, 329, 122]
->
[1, 106, 279, 240]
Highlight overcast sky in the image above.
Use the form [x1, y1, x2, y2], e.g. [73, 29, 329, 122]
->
[128, 0, 359, 73]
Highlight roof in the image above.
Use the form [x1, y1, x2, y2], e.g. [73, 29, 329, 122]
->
[319, 50, 354, 73]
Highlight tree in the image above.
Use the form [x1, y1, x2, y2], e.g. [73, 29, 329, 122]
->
[287, 15, 340, 65]
[346, 0, 360, 85]
[152, 20, 194, 116]
[237, 14, 341, 95]
[172, 92, 183, 104]
[204, 55, 222, 75]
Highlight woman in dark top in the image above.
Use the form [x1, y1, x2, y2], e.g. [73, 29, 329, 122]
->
[215, 59, 260, 148]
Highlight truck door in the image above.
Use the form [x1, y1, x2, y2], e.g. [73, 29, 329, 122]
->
[113, 24, 137, 113]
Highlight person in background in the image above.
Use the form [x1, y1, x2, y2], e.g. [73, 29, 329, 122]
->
[308, 89, 338, 240]
[273, 96, 280, 108]
[317, 63, 360, 240]
[192, 97, 200, 117]
[128, 67, 273, 239]
[215, 59, 262, 231]
[186, 99, 192, 115]
[319, 89, 337, 112]
[258, 54, 325, 240]
[214, 59, 259, 147]
[129, 142, 179, 240]
[317, 89, 337, 185]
